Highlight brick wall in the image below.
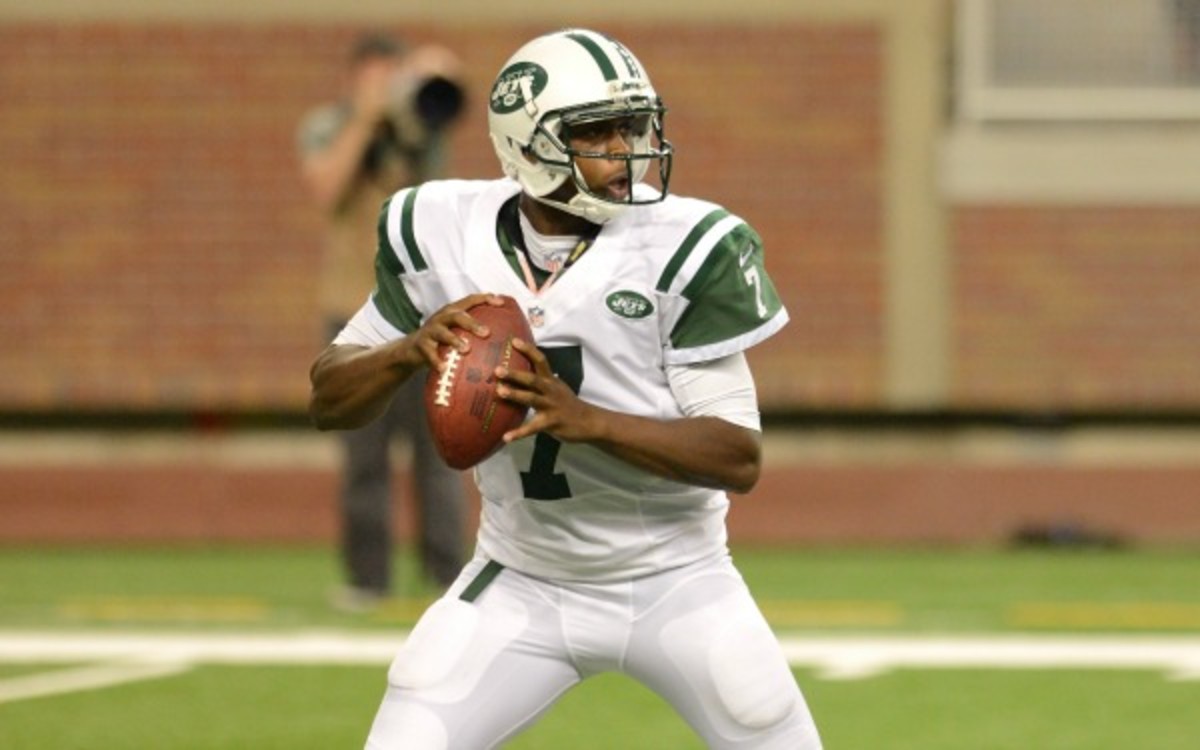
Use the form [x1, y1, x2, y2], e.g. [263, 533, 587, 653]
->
[953, 205, 1200, 410]
[0, 22, 884, 413]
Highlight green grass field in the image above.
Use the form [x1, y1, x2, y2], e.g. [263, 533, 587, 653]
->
[2, 545, 1199, 748]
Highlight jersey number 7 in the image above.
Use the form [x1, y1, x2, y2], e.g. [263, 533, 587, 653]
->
[520, 345, 582, 500]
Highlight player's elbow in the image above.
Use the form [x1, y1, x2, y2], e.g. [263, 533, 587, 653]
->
[724, 458, 761, 495]
[308, 400, 343, 431]
[307, 349, 365, 431]
[308, 389, 346, 431]
[721, 427, 762, 494]
[308, 374, 378, 431]
[309, 394, 376, 432]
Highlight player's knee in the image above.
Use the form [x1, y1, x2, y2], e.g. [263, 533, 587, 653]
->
[707, 613, 799, 729]
[366, 697, 448, 750]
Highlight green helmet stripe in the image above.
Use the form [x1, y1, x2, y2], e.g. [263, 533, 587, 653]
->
[566, 31, 619, 82]
[656, 209, 731, 292]
[605, 36, 643, 79]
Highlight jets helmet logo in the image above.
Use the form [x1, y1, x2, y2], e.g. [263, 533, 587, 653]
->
[490, 62, 548, 114]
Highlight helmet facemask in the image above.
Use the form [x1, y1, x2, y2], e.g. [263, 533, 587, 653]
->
[524, 99, 674, 223]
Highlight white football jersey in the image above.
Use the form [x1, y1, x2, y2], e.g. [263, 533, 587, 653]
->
[337, 178, 789, 581]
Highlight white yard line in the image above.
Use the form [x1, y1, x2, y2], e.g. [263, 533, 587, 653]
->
[0, 661, 193, 704]
[778, 636, 1200, 681]
[1, 631, 1199, 705]
[0, 631, 405, 667]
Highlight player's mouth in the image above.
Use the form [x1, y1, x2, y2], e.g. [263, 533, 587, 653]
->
[603, 175, 631, 201]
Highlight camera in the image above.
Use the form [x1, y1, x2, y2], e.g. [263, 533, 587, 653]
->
[388, 44, 466, 136]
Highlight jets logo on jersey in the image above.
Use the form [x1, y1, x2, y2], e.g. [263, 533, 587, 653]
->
[605, 290, 654, 320]
[491, 62, 548, 114]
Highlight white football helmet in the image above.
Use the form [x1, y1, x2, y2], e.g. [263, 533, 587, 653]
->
[488, 29, 674, 223]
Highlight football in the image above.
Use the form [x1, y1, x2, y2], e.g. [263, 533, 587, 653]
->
[424, 296, 535, 470]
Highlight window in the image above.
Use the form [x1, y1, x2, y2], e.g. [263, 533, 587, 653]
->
[956, 0, 1200, 121]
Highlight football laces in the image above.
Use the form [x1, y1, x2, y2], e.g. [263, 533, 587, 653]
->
[433, 349, 462, 407]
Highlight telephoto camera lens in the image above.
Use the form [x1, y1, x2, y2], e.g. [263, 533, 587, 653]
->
[414, 76, 464, 130]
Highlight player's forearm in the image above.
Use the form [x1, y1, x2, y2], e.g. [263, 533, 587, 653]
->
[587, 412, 762, 493]
[308, 342, 418, 430]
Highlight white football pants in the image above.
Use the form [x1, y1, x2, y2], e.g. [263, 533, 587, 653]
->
[365, 551, 823, 749]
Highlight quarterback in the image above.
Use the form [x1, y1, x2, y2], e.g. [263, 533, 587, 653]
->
[309, 28, 823, 749]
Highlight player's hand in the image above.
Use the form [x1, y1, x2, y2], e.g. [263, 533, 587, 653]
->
[400, 293, 504, 373]
[495, 338, 599, 444]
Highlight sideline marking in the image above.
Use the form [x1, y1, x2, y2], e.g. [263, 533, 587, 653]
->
[1009, 602, 1200, 630]
[58, 596, 268, 624]
[1, 631, 1199, 703]
[760, 600, 903, 628]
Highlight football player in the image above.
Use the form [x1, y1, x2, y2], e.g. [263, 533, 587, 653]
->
[309, 28, 823, 750]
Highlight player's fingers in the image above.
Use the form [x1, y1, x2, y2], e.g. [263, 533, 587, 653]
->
[421, 321, 475, 366]
[435, 293, 503, 339]
[511, 338, 551, 377]
[434, 309, 487, 342]
[494, 379, 536, 405]
[502, 412, 549, 443]
[502, 425, 530, 443]
[419, 339, 444, 371]
[452, 291, 503, 309]
[425, 326, 468, 354]
[495, 365, 537, 389]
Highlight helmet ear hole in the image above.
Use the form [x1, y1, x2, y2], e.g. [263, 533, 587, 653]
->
[530, 134, 557, 160]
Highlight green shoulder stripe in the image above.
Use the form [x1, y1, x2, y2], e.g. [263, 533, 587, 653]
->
[372, 251, 422, 333]
[669, 222, 784, 350]
[376, 197, 402, 277]
[655, 209, 730, 293]
[372, 195, 422, 332]
[399, 187, 428, 272]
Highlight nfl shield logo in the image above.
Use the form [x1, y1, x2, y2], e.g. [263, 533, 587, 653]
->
[527, 305, 545, 328]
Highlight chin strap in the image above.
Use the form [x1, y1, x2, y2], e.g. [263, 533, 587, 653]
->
[529, 191, 624, 224]
[529, 161, 632, 223]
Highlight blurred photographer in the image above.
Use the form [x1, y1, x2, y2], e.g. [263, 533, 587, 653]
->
[297, 32, 467, 611]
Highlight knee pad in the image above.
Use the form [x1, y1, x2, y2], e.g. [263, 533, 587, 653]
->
[660, 590, 799, 732]
[706, 609, 799, 730]
[366, 699, 448, 750]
